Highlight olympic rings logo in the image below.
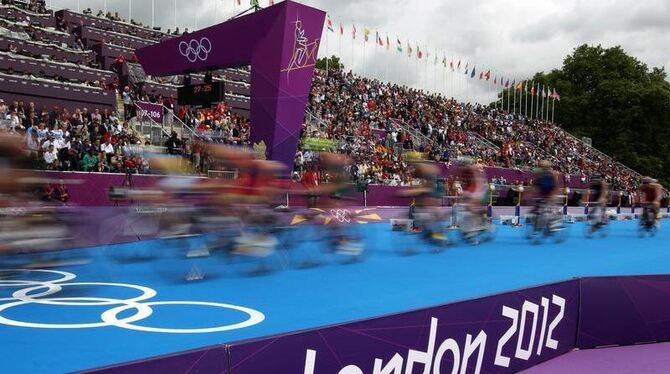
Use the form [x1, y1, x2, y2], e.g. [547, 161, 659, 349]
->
[330, 209, 351, 223]
[0, 269, 265, 333]
[178, 37, 212, 63]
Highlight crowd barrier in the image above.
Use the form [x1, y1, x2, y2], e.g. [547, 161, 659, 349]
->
[0, 5, 56, 28]
[0, 73, 116, 110]
[56, 9, 163, 41]
[43, 171, 633, 209]
[0, 52, 115, 83]
[83, 274, 670, 373]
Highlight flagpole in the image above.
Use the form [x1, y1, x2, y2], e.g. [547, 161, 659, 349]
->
[551, 95, 555, 123]
[530, 82, 535, 119]
[351, 28, 354, 74]
[151, 0, 154, 29]
[338, 22, 342, 66]
[546, 90, 550, 121]
[363, 36, 366, 77]
[508, 82, 516, 113]
[535, 83, 542, 120]
[129, 0, 132, 24]
[509, 84, 512, 113]
[535, 82, 542, 119]
[325, 25, 329, 77]
[449, 56, 456, 98]
[525, 81, 528, 117]
[173, 0, 176, 31]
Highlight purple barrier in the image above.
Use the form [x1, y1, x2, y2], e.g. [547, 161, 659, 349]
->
[56, 10, 164, 41]
[0, 36, 94, 65]
[0, 54, 115, 83]
[0, 5, 56, 28]
[0, 75, 116, 110]
[577, 275, 670, 349]
[79, 345, 229, 374]
[41, 171, 204, 206]
[78, 26, 155, 50]
[228, 280, 579, 374]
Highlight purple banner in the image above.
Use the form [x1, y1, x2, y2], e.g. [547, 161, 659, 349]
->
[227, 280, 579, 374]
[578, 275, 670, 349]
[136, 101, 164, 123]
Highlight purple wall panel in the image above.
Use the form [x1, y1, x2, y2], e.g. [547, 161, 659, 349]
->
[79, 345, 229, 374]
[227, 280, 579, 374]
[578, 275, 670, 349]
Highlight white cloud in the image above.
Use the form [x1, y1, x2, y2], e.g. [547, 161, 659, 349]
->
[50, 0, 670, 103]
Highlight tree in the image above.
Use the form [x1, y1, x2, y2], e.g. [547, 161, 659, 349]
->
[316, 55, 344, 71]
[494, 44, 670, 185]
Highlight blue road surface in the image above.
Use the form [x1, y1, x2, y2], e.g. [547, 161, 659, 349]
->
[0, 220, 669, 373]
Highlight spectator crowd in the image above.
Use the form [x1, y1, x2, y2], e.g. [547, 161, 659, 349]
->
[305, 70, 640, 191]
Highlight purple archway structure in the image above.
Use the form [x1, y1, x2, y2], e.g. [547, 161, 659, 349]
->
[136, 1, 325, 170]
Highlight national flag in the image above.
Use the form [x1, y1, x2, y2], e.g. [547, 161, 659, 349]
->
[352, 24, 356, 39]
[237, 0, 241, 5]
[470, 66, 476, 78]
[530, 85, 536, 96]
[464, 62, 469, 74]
[485, 70, 491, 81]
[397, 37, 402, 53]
[327, 15, 334, 32]
[504, 79, 509, 88]
[494, 76, 497, 85]
[442, 56, 447, 67]
[364, 27, 371, 42]
[386, 35, 390, 50]
[378, 33, 384, 47]
[417, 45, 422, 59]
[340, 23, 344, 35]
[407, 43, 413, 57]
[449, 60, 454, 71]
[479, 71, 484, 80]
[434, 54, 438, 65]
[553, 88, 560, 101]
[457, 60, 461, 70]
[516, 81, 523, 91]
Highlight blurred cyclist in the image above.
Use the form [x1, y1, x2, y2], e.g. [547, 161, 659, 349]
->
[639, 177, 662, 227]
[456, 158, 488, 232]
[533, 160, 559, 211]
[589, 173, 609, 228]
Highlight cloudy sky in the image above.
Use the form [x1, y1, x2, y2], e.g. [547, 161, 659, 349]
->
[48, 0, 670, 103]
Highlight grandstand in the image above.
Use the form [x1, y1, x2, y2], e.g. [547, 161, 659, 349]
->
[1, 1, 670, 374]
[0, 0, 646, 199]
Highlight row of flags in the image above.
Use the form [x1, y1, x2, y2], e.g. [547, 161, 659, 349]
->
[230, 2, 564, 101]
[325, 14, 561, 100]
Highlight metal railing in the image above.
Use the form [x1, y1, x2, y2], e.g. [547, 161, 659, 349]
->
[467, 131, 500, 151]
[551, 124, 643, 178]
[161, 105, 197, 140]
[132, 103, 170, 145]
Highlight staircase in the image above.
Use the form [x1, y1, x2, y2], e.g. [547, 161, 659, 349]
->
[115, 92, 125, 119]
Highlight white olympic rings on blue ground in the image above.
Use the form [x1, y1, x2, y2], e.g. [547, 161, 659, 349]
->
[0, 269, 265, 333]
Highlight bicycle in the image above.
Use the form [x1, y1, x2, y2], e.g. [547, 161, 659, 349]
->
[525, 200, 568, 244]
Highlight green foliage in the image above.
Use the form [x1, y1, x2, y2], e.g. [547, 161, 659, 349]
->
[496, 44, 670, 185]
[316, 55, 344, 71]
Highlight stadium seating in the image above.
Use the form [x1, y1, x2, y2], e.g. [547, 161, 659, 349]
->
[0, 3, 54, 28]
[0, 3, 643, 195]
